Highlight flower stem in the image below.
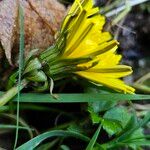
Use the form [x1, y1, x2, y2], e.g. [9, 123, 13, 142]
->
[0, 79, 28, 106]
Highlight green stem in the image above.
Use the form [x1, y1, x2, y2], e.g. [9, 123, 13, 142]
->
[133, 83, 150, 93]
[0, 79, 28, 106]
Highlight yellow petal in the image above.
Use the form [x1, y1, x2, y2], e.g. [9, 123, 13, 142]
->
[62, 1, 106, 57]
[58, 0, 135, 94]
[95, 52, 122, 67]
[76, 71, 135, 93]
[86, 65, 133, 78]
[65, 33, 115, 58]
[62, 0, 93, 31]
[64, 20, 94, 56]
[76, 0, 83, 10]
[83, 0, 93, 10]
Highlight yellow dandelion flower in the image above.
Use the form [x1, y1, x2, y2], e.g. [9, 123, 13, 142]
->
[59, 0, 135, 93]
[39, 0, 135, 94]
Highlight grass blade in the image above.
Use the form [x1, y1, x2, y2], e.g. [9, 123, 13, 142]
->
[5, 93, 150, 103]
[16, 130, 91, 150]
[14, 4, 25, 149]
[0, 124, 34, 131]
[86, 123, 102, 150]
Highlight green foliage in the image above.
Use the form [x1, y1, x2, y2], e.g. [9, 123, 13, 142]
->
[0, 92, 148, 103]
[86, 123, 102, 150]
[103, 106, 131, 136]
[14, 112, 149, 150]
[36, 139, 59, 150]
[16, 130, 91, 150]
[127, 128, 145, 150]
[87, 89, 150, 150]
[102, 118, 123, 136]
[101, 112, 150, 149]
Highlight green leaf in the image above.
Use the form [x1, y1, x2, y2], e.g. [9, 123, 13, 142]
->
[120, 113, 138, 135]
[102, 118, 123, 136]
[16, 130, 91, 150]
[67, 123, 84, 134]
[103, 106, 131, 135]
[89, 111, 101, 124]
[117, 111, 150, 142]
[128, 128, 144, 140]
[24, 58, 42, 74]
[87, 83, 118, 124]
[0, 106, 9, 112]
[88, 100, 117, 114]
[86, 123, 102, 150]
[2, 93, 149, 103]
[60, 145, 71, 150]
[26, 71, 47, 82]
[103, 112, 150, 149]
[126, 140, 150, 146]
[88, 105, 101, 124]
[33, 81, 49, 92]
[24, 49, 39, 65]
[126, 128, 145, 149]
[7, 71, 18, 89]
[0, 124, 33, 131]
[36, 139, 59, 150]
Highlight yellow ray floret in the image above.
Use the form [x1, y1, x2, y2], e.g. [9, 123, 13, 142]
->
[76, 71, 135, 93]
[59, 0, 135, 93]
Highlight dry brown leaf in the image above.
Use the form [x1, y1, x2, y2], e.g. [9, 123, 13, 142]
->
[22, 0, 66, 57]
[0, 0, 19, 64]
[0, 0, 66, 65]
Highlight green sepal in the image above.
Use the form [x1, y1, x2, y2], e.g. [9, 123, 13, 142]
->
[39, 45, 57, 61]
[24, 49, 39, 65]
[6, 71, 19, 89]
[26, 70, 47, 82]
[33, 81, 49, 92]
[24, 58, 42, 75]
[58, 57, 92, 64]
[46, 57, 92, 71]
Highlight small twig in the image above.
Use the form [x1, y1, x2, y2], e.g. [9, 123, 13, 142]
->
[133, 73, 150, 93]
[105, 0, 131, 31]
[133, 104, 150, 111]
[133, 83, 150, 93]
[111, 0, 131, 26]
[50, 78, 58, 99]
[101, 0, 123, 14]
[135, 72, 150, 84]
[114, 18, 126, 40]
[136, 111, 148, 117]
[1, 113, 34, 139]
[105, 0, 149, 17]
[115, 23, 136, 35]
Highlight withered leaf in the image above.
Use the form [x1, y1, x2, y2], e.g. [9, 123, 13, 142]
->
[0, 0, 66, 65]
[0, 0, 19, 64]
